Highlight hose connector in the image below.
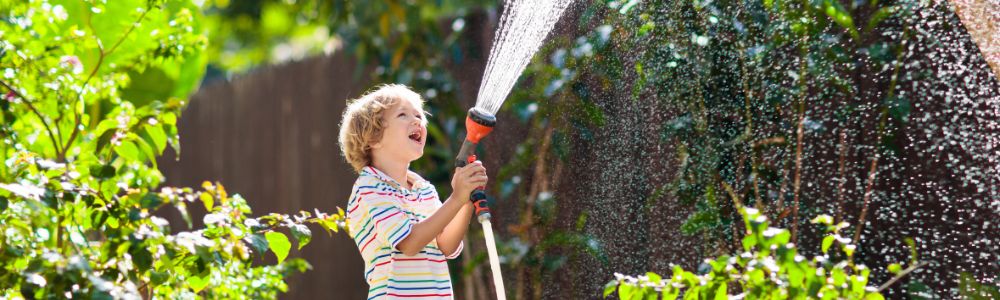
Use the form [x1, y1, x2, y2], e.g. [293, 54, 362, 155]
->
[471, 189, 491, 223]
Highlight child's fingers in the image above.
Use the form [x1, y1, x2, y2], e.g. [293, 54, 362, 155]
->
[468, 163, 486, 175]
[469, 174, 488, 185]
[458, 161, 485, 176]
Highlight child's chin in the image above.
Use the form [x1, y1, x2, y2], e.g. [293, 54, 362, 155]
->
[408, 151, 424, 161]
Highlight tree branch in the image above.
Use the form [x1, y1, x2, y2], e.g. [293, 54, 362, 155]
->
[852, 110, 887, 244]
[61, 6, 153, 161]
[852, 27, 909, 245]
[835, 127, 849, 223]
[791, 35, 809, 243]
[0, 79, 63, 156]
[877, 261, 929, 292]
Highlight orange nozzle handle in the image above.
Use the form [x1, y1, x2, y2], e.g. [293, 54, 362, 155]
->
[465, 117, 494, 143]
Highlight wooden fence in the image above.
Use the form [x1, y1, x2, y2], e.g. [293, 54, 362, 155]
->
[158, 53, 373, 299]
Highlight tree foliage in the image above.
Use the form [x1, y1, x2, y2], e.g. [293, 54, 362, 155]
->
[0, 0, 343, 298]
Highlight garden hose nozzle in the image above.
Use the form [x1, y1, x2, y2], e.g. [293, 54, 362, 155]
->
[455, 107, 496, 223]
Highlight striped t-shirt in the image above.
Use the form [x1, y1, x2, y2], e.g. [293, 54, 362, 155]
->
[347, 166, 463, 300]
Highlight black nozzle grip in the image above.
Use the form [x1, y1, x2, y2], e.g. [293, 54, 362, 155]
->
[471, 190, 490, 218]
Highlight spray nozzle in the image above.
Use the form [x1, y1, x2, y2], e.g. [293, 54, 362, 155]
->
[456, 108, 497, 221]
[464, 107, 496, 143]
[456, 108, 496, 168]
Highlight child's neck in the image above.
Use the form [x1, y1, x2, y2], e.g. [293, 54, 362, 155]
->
[371, 158, 411, 189]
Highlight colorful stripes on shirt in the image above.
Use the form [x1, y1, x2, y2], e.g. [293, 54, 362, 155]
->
[347, 166, 462, 300]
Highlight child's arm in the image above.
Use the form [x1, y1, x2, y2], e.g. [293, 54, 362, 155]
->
[436, 199, 473, 257]
[395, 161, 486, 256]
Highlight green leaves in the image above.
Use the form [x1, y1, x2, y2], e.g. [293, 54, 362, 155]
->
[90, 164, 117, 179]
[603, 279, 618, 297]
[187, 273, 210, 292]
[247, 233, 270, 254]
[139, 122, 169, 155]
[200, 191, 214, 211]
[265, 231, 291, 263]
[865, 6, 898, 33]
[958, 272, 1000, 299]
[140, 193, 164, 209]
[714, 283, 727, 300]
[0, 1, 345, 298]
[822, 0, 860, 39]
[114, 141, 141, 162]
[822, 235, 836, 253]
[290, 224, 312, 250]
[887, 263, 902, 274]
[605, 208, 887, 299]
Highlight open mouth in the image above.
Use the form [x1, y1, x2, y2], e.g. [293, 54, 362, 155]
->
[408, 130, 422, 143]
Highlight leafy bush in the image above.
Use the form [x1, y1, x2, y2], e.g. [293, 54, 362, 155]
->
[0, 0, 343, 298]
[603, 208, 912, 299]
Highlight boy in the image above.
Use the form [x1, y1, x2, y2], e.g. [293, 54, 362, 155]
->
[339, 84, 487, 300]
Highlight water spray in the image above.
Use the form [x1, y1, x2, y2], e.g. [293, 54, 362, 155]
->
[461, 0, 575, 299]
[454, 107, 507, 300]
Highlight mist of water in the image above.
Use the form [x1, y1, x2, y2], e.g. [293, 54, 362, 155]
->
[513, 0, 1000, 297]
[475, 0, 575, 114]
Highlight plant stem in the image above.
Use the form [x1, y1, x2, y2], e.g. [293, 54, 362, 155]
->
[852, 26, 908, 244]
[791, 104, 805, 243]
[877, 261, 929, 292]
[61, 5, 152, 161]
[0, 79, 63, 157]
[791, 35, 809, 243]
[720, 179, 746, 251]
[776, 150, 790, 218]
[852, 110, 887, 244]
[835, 127, 849, 223]
[55, 215, 63, 250]
[736, 39, 762, 210]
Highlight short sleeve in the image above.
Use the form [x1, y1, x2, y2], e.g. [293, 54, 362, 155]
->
[445, 240, 464, 259]
[361, 195, 414, 250]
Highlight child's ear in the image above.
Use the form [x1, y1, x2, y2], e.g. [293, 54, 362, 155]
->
[370, 142, 383, 149]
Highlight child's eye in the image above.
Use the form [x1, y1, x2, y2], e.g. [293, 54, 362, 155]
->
[397, 112, 407, 118]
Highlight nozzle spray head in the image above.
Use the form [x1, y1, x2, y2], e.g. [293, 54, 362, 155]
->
[456, 107, 497, 168]
[464, 107, 496, 144]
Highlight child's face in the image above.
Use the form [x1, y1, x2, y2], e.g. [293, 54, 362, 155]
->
[373, 99, 427, 163]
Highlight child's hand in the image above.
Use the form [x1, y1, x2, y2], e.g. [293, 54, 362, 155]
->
[452, 160, 487, 199]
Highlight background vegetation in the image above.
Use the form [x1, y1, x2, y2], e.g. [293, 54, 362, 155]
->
[0, 0, 343, 298]
[3, 0, 998, 298]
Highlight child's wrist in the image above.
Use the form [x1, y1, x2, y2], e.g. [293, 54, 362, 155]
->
[453, 190, 471, 202]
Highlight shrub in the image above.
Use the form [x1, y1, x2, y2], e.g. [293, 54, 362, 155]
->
[603, 208, 902, 299]
[0, 1, 343, 298]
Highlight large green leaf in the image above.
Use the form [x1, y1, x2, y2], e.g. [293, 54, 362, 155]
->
[265, 231, 291, 263]
[186, 273, 210, 292]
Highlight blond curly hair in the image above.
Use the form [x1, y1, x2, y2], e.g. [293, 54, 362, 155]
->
[338, 84, 426, 172]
